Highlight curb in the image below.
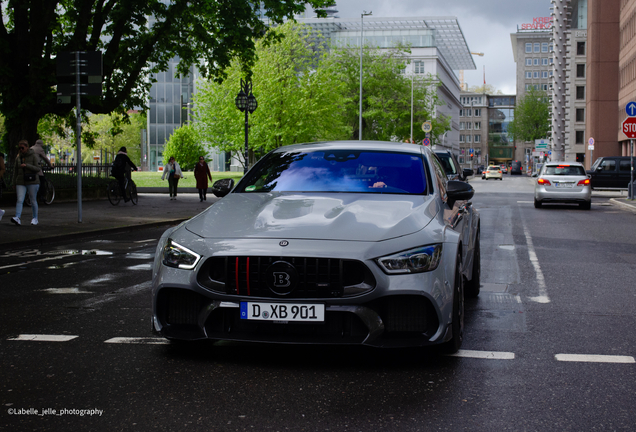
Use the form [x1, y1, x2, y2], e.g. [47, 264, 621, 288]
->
[609, 198, 636, 214]
[0, 219, 187, 252]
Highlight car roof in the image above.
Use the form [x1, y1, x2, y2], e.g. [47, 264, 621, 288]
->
[544, 161, 584, 167]
[271, 140, 427, 156]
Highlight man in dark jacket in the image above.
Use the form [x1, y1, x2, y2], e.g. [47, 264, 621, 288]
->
[111, 147, 138, 202]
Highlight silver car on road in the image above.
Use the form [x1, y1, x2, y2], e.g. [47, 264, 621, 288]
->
[152, 141, 481, 353]
[534, 161, 592, 209]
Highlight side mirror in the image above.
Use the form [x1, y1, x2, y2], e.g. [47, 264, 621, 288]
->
[462, 168, 474, 178]
[596, 166, 603, 171]
[212, 178, 235, 198]
[446, 180, 474, 207]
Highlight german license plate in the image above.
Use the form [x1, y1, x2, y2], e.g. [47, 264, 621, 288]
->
[240, 302, 325, 322]
[556, 182, 574, 188]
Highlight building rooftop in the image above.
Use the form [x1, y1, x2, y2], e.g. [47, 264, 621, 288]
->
[297, 16, 476, 70]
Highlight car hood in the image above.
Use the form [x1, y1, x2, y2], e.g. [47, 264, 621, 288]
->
[185, 193, 439, 242]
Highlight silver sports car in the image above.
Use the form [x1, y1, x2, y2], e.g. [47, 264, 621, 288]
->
[152, 141, 480, 353]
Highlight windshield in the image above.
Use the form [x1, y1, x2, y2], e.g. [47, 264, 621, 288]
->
[236, 150, 428, 194]
[544, 165, 586, 176]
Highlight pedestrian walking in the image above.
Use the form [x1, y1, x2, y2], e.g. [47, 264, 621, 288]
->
[11, 140, 41, 226]
[110, 147, 138, 203]
[194, 156, 213, 202]
[0, 152, 6, 221]
[161, 156, 183, 200]
[31, 139, 54, 199]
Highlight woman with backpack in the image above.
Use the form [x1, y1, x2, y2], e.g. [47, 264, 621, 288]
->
[161, 156, 183, 200]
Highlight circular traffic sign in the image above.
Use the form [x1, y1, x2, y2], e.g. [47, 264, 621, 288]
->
[422, 122, 432, 133]
[422, 138, 430, 146]
[626, 102, 636, 117]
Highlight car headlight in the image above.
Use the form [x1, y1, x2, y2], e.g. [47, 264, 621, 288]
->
[377, 244, 442, 274]
[162, 239, 201, 270]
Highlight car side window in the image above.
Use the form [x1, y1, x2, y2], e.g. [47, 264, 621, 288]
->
[601, 160, 616, 171]
[430, 155, 448, 201]
[619, 160, 631, 172]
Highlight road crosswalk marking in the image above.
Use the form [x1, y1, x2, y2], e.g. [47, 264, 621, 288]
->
[7, 334, 78, 342]
[555, 354, 635, 364]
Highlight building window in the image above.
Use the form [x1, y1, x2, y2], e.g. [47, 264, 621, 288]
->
[534, 58, 540, 66]
[535, 84, 540, 90]
[474, 135, 481, 143]
[466, 135, 472, 143]
[576, 64, 585, 78]
[414, 61, 426, 74]
[534, 71, 539, 78]
[575, 130, 584, 144]
[542, 42, 549, 52]
[474, 122, 481, 130]
[474, 108, 481, 116]
[526, 43, 533, 53]
[466, 122, 472, 130]
[459, 135, 465, 143]
[542, 58, 549, 65]
[542, 71, 549, 78]
[577, 41, 586, 55]
[460, 122, 464, 130]
[543, 84, 549, 91]
[526, 71, 532, 79]
[576, 86, 585, 100]
[549, 71, 554, 77]
[526, 84, 532, 90]
[526, 58, 532, 66]
[549, 58, 554, 65]
[576, 108, 585, 122]
[534, 43, 540, 53]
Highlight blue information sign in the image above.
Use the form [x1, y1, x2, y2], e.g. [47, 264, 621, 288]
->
[626, 102, 636, 117]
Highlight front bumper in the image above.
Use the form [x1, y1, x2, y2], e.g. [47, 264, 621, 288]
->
[152, 239, 457, 348]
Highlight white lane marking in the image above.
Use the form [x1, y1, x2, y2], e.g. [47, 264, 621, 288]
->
[134, 239, 157, 243]
[40, 288, 91, 294]
[126, 263, 153, 271]
[8, 334, 78, 342]
[447, 350, 515, 360]
[519, 212, 550, 304]
[555, 354, 635, 364]
[104, 337, 169, 345]
[517, 201, 533, 204]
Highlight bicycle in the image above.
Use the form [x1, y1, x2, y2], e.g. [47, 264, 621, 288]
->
[25, 167, 55, 206]
[107, 176, 138, 205]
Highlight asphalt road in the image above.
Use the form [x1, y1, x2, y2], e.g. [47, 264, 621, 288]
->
[1, 176, 635, 431]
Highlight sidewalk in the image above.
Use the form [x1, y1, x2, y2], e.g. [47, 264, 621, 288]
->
[0, 191, 219, 251]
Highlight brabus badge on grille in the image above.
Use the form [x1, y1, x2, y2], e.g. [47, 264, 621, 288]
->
[279, 240, 289, 247]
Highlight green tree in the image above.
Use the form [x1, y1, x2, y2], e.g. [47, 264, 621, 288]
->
[0, 0, 332, 160]
[468, 84, 503, 95]
[507, 88, 550, 143]
[194, 21, 350, 169]
[324, 44, 448, 142]
[85, 112, 146, 165]
[163, 125, 206, 170]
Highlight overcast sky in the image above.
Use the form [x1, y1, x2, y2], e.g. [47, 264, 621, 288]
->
[332, 0, 552, 95]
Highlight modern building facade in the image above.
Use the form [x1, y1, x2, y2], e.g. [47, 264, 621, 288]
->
[458, 92, 488, 167]
[511, 29, 553, 99]
[297, 16, 476, 155]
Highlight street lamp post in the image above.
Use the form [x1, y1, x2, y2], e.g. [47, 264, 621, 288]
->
[359, 10, 372, 141]
[235, 78, 258, 174]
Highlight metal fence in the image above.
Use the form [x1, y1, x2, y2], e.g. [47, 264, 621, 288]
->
[2, 163, 113, 189]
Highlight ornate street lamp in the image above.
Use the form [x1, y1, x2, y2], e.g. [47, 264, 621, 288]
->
[235, 78, 258, 173]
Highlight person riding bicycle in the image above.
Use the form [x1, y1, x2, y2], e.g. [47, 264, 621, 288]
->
[110, 147, 138, 203]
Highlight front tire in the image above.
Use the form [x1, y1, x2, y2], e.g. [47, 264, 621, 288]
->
[465, 232, 481, 298]
[130, 182, 138, 205]
[43, 178, 55, 205]
[441, 254, 464, 354]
